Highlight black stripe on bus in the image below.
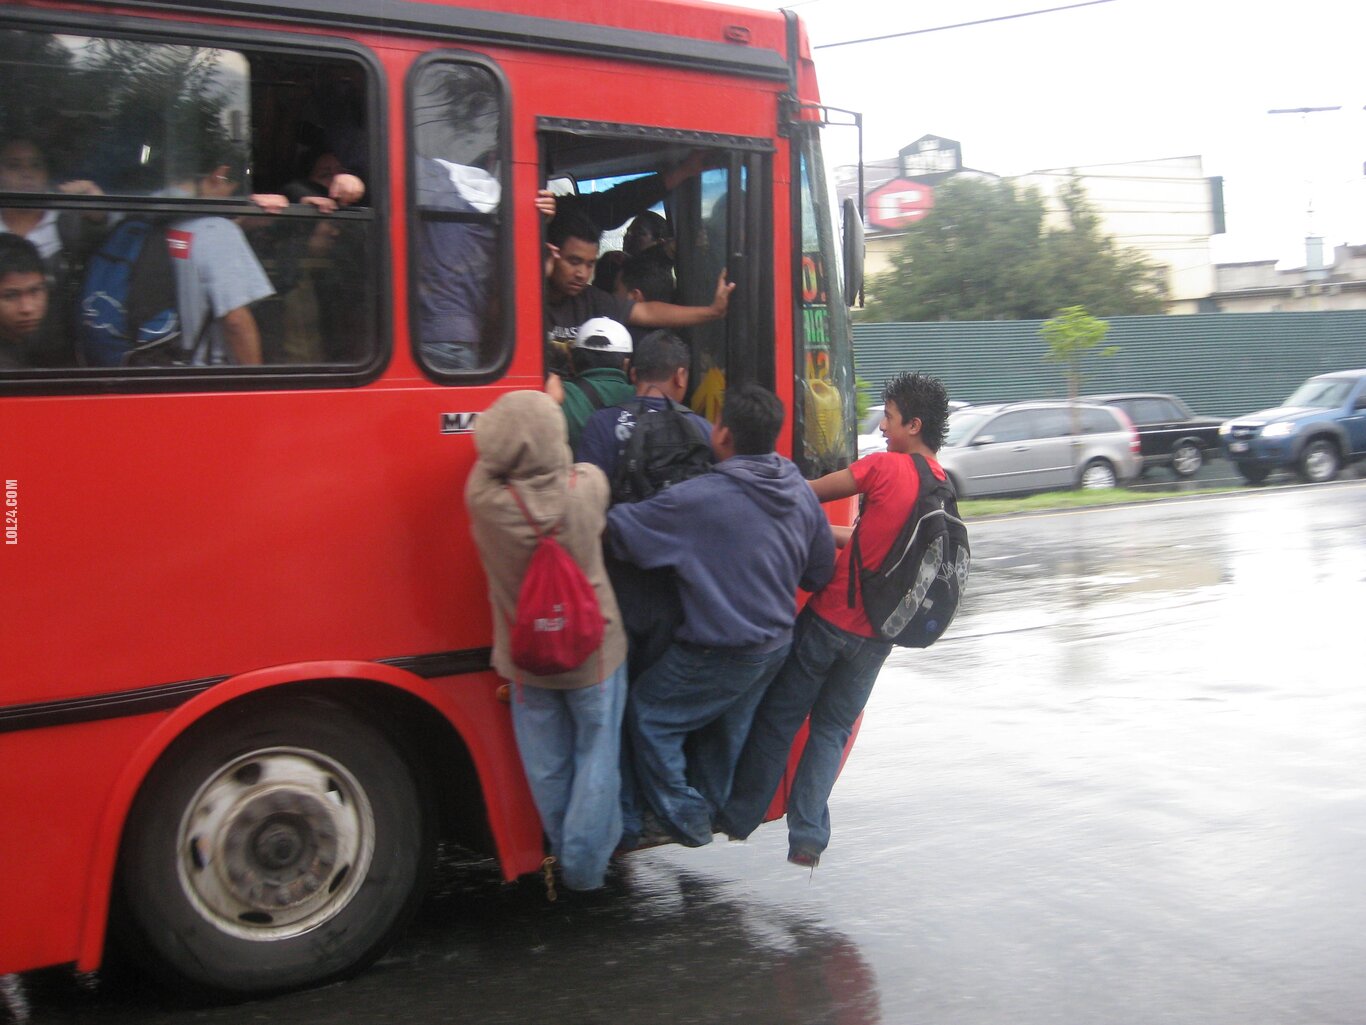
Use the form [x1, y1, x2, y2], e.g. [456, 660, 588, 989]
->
[0, 648, 494, 735]
[77, 0, 792, 81]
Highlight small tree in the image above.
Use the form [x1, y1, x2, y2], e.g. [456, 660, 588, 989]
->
[1042, 306, 1118, 478]
[1041, 305, 1116, 402]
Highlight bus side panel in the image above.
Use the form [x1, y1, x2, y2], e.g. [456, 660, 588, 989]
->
[3, 386, 510, 701]
[0, 714, 159, 974]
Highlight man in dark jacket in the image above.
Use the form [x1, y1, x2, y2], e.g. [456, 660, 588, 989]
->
[606, 385, 835, 848]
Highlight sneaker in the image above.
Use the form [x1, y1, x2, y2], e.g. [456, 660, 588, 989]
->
[787, 848, 821, 868]
[629, 811, 682, 850]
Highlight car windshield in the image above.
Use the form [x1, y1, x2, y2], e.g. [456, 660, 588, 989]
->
[860, 407, 884, 434]
[943, 410, 990, 447]
[1284, 377, 1354, 408]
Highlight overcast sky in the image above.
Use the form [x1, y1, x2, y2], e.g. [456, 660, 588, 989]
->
[729, 0, 1366, 267]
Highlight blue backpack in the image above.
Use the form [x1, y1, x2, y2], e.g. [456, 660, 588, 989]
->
[79, 218, 187, 367]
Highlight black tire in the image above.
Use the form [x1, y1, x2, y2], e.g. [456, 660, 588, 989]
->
[1236, 462, 1270, 485]
[1078, 458, 1117, 489]
[1297, 438, 1341, 483]
[114, 698, 431, 998]
[1170, 441, 1203, 478]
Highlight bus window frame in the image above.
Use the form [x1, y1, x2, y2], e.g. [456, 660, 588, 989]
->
[0, 12, 390, 397]
[537, 119, 775, 395]
[789, 124, 856, 478]
[405, 49, 515, 386]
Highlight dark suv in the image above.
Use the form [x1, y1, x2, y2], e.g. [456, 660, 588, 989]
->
[1082, 393, 1224, 478]
[1219, 369, 1366, 484]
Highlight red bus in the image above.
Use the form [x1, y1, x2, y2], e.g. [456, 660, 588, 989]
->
[0, 0, 863, 997]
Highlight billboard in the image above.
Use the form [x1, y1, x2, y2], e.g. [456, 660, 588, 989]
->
[866, 177, 935, 231]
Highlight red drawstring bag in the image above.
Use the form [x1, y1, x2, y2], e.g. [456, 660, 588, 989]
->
[505, 481, 604, 676]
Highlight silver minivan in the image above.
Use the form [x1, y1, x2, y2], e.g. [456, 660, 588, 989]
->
[938, 401, 1141, 498]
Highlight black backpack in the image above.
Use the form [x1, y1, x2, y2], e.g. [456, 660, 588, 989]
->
[78, 218, 195, 367]
[610, 398, 713, 504]
[848, 453, 970, 648]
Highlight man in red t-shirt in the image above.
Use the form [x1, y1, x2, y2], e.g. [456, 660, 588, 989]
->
[718, 371, 951, 866]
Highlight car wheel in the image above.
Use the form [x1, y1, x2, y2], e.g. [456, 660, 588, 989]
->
[1171, 441, 1203, 478]
[1297, 439, 1340, 483]
[115, 698, 431, 998]
[1078, 458, 1117, 489]
[1235, 462, 1270, 485]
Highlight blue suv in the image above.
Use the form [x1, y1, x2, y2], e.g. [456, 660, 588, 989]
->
[1220, 368, 1366, 484]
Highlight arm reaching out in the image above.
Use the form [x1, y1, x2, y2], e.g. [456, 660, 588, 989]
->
[630, 269, 734, 329]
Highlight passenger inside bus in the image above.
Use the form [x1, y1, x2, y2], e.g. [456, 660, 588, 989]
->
[543, 208, 732, 375]
[161, 149, 276, 366]
[283, 150, 365, 213]
[623, 209, 672, 259]
[250, 149, 369, 364]
[591, 248, 626, 294]
[0, 137, 109, 364]
[0, 233, 51, 368]
[618, 246, 676, 304]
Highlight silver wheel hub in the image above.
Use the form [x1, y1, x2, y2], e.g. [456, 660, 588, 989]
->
[1173, 445, 1200, 475]
[1305, 446, 1335, 480]
[1081, 463, 1115, 489]
[177, 748, 374, 941]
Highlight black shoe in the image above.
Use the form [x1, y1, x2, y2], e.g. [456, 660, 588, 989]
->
[787, 847, 821, 868]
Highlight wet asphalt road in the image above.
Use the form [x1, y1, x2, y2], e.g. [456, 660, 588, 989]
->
[15, 479, 1366, 1025]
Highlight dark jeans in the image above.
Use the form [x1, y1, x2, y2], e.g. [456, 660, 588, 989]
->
[720, 609, 891, 857]
[627, 640, 790, 847]
[609, 557, 686, 844]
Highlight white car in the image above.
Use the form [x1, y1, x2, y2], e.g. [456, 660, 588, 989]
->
[857, 405, 888, 458]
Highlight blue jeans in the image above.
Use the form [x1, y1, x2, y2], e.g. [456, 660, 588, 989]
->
[627, 641, 791, 847]
[720, 610, 891, 857]
[422, 340, 477, 372]
[510, 662, 627, 891]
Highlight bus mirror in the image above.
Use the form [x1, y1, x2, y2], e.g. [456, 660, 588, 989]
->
[841, 196, 864, 307]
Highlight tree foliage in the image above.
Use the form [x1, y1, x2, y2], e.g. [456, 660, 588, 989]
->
[1041, 305, 1117, 402]
[0, 31, 239, 190]
[861, 176, 1170, 322]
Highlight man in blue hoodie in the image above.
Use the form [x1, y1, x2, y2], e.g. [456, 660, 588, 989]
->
[606, 385, 835, 848]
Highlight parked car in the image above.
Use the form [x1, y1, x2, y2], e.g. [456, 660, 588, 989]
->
[857, 404, 888, 458]
[936, 400, 1141, 498]
[1219, 368, 1366, 484]
[1081, 392, 1224, 478]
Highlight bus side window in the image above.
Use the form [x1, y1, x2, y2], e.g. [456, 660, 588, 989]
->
[408, 60, 507, 378]
[0, 30, 379, 376]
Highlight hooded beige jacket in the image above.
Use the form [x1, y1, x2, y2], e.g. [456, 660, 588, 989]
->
[464, 390, 626, 689]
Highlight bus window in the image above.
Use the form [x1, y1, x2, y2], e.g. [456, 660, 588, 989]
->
[0, 29, 378, 378]
[793, 132, 857, 477]
[409, 59, 508, 378]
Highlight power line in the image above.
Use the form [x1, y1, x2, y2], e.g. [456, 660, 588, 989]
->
[813, 0, 1119, 50]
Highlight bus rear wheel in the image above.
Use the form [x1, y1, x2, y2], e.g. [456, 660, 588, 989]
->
[114, 698, 430, 998]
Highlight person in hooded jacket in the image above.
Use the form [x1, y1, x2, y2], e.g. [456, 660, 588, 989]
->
[465, 390, 628, 892]
[605, 384, 835, 848]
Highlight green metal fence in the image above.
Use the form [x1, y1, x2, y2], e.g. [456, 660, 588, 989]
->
[853, 311, 1366, 418]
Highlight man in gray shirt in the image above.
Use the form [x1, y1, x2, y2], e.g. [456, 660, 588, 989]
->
[165, 156, 275, 365]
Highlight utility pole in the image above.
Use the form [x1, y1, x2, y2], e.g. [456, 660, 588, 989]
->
[1268, 105, 1341, 281]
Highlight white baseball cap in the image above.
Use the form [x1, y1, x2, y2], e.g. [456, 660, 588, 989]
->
[573, 317, 632, 354]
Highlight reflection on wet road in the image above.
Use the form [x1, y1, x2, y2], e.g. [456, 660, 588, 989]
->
[18, 482, 1366, 1025]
